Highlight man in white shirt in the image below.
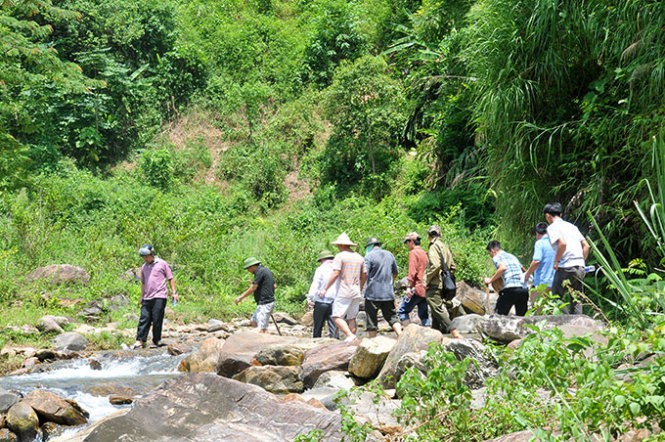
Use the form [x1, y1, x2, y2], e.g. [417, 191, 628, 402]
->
[306, 250, 338, 338]
[543, 202, 590, 314]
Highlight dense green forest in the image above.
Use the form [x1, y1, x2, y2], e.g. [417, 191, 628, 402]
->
[2, 0, 665, 439]
[1, 0, 662, 314]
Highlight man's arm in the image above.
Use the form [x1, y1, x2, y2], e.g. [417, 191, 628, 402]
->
[581, 239, 590, 260]
[523, 260, 540, 285]
[554, 240, 567, 270]
[425, 247, 442, 286]
[360, 267, 367, 292]
[169, 278, 178, 302]
[484, 263, 507, 286]
[235, 283, 258, 304]
[319, 270, 340, 296]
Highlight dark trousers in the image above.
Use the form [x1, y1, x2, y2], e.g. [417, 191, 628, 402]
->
[426, 286, 464, 333]
[552, 266, 585, 314]
[496, 287, 529, 316]
[398, 295, 430, 326]
[312, 301, 337, 338]
[136, 298, 167, 344]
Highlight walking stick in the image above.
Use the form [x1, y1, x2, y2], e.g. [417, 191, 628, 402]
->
[271, 314, 282, 336]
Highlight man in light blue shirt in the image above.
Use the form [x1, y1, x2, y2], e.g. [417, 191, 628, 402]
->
[524, 222, 555, 289]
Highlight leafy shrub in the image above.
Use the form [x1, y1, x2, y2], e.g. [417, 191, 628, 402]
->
[138, 148, 176, 189]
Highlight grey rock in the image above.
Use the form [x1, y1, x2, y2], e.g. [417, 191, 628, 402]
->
[342, 390, 402, 436]
[89, 359, 102, 370]
[348, 336, 396, 379]
[216, 332, 298, 378]
[27, 264, 90, 286]
[37, 315, 69, 334]
[300, 341, 357, 388]
[450, 314, 484, 334]
[6, 402, 39, 441]
[107, 294, 130, 310]
[394, 350, 428, 384]
[0, 428, 17, 442]
[443, 338, 496, 389]
[480, 314, 604, 343]
[53, 332, 87, 351]
[233, 366, 304, 394]
[272, 312, 298, 325]
[109, 395, 133, 405]
[255, 344, 305, 366]
[0, 389, 20, 413]
[23, 389, 88, 425]
[82, 373, 342, 441]
[378, 324, 444, 389]
[312, 370, 357, 390]
[179, 337, 224, 373]
[207, 319, 230, 333]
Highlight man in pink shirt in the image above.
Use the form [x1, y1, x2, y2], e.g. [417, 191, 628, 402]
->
[131, 245, 178, 349]
[398, 232, 430, 326]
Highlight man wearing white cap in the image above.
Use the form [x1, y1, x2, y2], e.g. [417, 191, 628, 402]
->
[319, 232, 366, 344]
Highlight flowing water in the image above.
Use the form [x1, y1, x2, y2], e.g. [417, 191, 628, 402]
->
[0, 351, 187, 440]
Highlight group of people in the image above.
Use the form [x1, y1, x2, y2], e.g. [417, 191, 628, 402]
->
[302, 224, 465, 343]
[484, 202, 590, 316]
[130, 202, 590, 348]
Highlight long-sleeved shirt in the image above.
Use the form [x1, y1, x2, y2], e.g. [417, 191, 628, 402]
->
[306, 260, 338, 304]
[425, 238, 456, 289]
[407, 246, 428, 297]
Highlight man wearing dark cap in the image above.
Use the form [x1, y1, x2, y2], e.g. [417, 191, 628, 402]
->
[425, 225, 463, 335]
[363, 237, 401, 337]
[235, 257, 276, 333]
[131, 244, 178, 350]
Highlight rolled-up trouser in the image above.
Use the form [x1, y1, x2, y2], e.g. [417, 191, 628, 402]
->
[552, 266, 585, 314]
[137, 298, 167, 344]
[312, 301, 337, 338]
[426, 286, 464, 333]
[398, 295, 430, 326]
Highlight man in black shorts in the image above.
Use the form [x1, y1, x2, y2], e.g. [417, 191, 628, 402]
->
[363, 237, 402, 337]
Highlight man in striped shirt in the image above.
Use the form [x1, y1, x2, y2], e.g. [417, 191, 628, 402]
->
[484, 240, 528, 316]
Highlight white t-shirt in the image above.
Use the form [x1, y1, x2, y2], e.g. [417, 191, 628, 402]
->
[547, 218, 585, 268]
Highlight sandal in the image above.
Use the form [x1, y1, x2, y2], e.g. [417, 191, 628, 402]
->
[130, 342, 144, 350]
[149, 343, 159, 349]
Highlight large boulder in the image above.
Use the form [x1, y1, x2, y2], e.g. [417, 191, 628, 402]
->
[443, 338, 496, 389]
[81, 373, 342, 441]
[233, 366, 304, 394]
[27, 264, 90, 286]
[342, 390, 403, 436]
[377, 324, 444, 389]
[480, 314, 604, 343]
[450, 314, 484, 334]
[216, 332, 298, 378]
[23, 390, 88, 426]
[348, 336, 396, 380]
[455, 281, 492, 315]
[37, 315, 69, 334]
[179, 337, 224, 373]
[6, 402, 39, 441]
[255, 345, 305, 366]
[53, 332, 87, 351]
[300, 342, 358, 388]
[0, 389, 20, 413]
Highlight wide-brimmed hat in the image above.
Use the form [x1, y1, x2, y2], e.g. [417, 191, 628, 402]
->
[403, 232, 420, 243]
[427, 225, 442, 236]
[317, 250, 334, 261]
[331, 232, 356, 246]
[365, 237, 381, 247]
[243, 257, 261, 269]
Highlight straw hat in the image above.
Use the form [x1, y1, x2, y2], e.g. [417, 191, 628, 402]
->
[331, 232, 356, 246]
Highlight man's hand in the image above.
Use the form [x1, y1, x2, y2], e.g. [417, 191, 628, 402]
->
[553, 261, 559, 271]
[235, 295, 243, 305]
[483, 277, 492, 285]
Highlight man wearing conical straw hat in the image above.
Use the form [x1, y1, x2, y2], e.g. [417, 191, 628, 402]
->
[319, 233, 365, 344]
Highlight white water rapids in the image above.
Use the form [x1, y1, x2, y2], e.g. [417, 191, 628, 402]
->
[0, 351, 186, 440]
